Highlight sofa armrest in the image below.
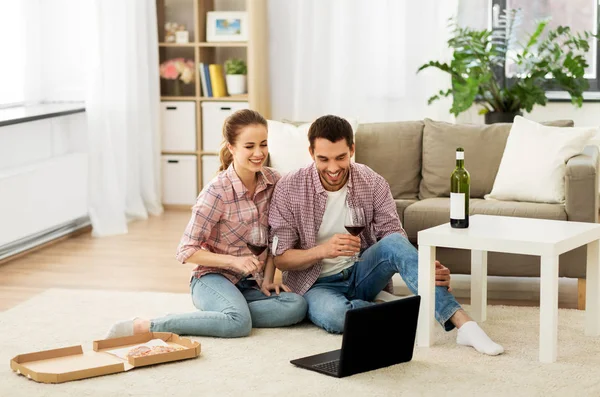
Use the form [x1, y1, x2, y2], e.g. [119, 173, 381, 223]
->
[565, 145, 599, 222]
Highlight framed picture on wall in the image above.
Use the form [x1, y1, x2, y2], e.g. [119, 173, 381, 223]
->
[206, 11, 248, 42]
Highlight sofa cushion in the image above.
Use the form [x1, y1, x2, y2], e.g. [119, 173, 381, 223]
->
[403, 197, 567, 243]
[355, 121, 423, 199]
[394, 199, 417, 226]
[487, 116, 598, 204]
[419, 119, 575, 199]
[267, 118, 358, 175]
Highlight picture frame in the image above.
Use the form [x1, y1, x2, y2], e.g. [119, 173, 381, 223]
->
[206, 11, 248, 42]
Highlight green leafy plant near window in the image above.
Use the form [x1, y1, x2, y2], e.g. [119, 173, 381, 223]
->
[418, 9, 597, 119]
[224, 58, 247, 75]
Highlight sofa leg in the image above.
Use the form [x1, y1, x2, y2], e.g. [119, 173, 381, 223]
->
[578, 278, 586, 310]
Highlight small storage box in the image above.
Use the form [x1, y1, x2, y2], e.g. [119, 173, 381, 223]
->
[202, 155, 221, 187]
[161, 155, 198, 205]
[201, 101, 249, 152]
[161, 101, 197, 152]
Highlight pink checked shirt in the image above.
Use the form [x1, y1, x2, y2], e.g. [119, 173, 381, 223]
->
[269, 162, 407, 295]
[176, 164, 281, 284]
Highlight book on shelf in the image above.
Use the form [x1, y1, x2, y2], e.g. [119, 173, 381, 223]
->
[208, 64, 228, 98]
[199, 63, 213, 97]
[198, 62, 208, 97]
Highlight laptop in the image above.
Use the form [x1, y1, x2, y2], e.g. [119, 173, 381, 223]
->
[290, 295, 420, 378]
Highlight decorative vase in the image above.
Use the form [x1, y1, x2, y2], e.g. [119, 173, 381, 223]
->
[173, 79, 182, 96]
[484, 111, 523, 124]
[225, 74, 247, 95]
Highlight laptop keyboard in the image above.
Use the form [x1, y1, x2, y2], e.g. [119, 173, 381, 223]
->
[312, 359, 340, 374]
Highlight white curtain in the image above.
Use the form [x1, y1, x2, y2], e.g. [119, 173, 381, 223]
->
[268, 0, 458, 123]
[17, 0, 162, 237]
[86, 0, 163, 236]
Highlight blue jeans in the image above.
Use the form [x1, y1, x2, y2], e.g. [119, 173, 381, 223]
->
[303, 233, 461, 334]
[150, 273, 307, 338]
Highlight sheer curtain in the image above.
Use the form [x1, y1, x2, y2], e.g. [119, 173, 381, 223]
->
[268, 0, 458, 123]
[21, 0, 163, 237]
[86, 0, 163, 236]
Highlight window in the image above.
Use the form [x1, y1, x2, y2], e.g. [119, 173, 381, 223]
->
[492, 0, 600, 93]
[0, 2, 25, 107]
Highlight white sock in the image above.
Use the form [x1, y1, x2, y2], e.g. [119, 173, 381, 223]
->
[104, 318, 137, 339]
[456, 321, 504, 356]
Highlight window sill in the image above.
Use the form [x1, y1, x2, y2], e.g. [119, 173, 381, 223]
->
[546, 91, 600, 103]
[0, 102, 86, 127]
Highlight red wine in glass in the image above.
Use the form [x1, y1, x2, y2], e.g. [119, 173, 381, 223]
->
[245, 223, 268, 283]
[247, 243, 267, 256]
[342, 206, 366, 264]
[344, 226, 365, 236]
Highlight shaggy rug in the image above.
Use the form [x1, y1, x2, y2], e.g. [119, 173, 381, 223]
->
[1, 289, 600, 396]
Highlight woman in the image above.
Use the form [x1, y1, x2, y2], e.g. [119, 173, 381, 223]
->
[106, 109, 307, 338]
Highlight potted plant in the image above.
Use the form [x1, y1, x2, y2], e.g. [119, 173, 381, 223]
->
[224, 58, 248, 95]
[418, 9, 596, 123]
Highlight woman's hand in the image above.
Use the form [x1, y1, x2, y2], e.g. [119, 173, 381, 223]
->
[260, 281, 292, 297]
[228, 255, 262, 277]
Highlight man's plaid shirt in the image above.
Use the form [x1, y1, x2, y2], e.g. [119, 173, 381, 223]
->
[269, 162, 407, 295]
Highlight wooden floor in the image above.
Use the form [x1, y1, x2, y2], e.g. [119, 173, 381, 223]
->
[0, 211, 193, 311]
[0, 210, 576, 311]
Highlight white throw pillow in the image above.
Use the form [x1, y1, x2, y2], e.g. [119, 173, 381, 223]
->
[267, 118, 358, 175]
[486, 116, 598, 204]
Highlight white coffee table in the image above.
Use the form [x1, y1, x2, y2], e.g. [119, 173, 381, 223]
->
[417, 214, 600, 363]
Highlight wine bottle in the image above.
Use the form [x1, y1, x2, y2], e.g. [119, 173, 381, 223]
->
[450, 147, 470, 228]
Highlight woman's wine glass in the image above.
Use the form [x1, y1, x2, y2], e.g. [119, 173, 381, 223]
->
[245, 223, 268, 283]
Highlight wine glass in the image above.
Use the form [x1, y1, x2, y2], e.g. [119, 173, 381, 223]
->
[245, 223, 268, 283]
[342, 206, 365, 264]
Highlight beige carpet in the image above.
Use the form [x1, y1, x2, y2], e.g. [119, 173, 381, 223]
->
[2, 290, 600, 397]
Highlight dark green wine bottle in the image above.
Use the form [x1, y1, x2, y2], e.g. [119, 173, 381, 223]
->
[450, 147, 470, 228]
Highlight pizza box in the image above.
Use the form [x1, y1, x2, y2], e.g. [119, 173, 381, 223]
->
[10, 332, 201, 384]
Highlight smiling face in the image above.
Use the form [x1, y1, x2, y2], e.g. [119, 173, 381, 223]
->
[310, 138, 354, 191]
[228, 123, 268, 175]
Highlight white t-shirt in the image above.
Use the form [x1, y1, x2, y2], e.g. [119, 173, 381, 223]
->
[316, 183, 354, 278]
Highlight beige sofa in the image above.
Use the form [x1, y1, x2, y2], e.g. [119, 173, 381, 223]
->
[355, 119, 599, 308]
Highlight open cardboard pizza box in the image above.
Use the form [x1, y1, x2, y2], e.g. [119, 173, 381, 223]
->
[10, 332, 201, 384]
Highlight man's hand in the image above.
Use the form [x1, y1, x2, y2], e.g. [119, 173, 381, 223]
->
[435, 261, 452, 292]
[319, 233, 361, 259]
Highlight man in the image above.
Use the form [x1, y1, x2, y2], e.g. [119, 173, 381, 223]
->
[268, 115, 503, 356]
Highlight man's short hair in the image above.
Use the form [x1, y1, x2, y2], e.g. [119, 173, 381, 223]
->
[308, 115, 353, 150]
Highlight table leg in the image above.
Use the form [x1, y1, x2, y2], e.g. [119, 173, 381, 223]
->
[417, 245, 436, 347]
[539, 255, 559, 363]
[586, 240, 600, 336]
[471, 250, 488, 322]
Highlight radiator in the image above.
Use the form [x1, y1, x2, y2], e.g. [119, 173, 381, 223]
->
[0, 153, 89, 259]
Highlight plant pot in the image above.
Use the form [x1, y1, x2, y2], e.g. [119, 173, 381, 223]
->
[225, 74, 247, 95]
[484, 111, 523, 124]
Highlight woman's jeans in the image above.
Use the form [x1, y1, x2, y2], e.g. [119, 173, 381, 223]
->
[150, 274, 307, 338]
[303, 233, 461, 334]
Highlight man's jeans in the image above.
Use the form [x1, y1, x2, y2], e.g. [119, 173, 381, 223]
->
[303, 233, 461, 334]
[150, 273, 307, 337]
